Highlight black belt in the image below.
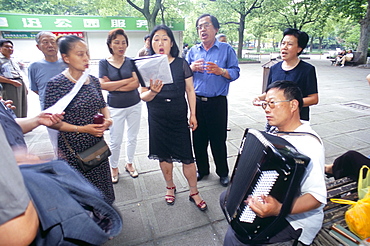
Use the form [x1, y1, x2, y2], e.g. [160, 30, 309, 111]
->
[196, 95, 225, 102]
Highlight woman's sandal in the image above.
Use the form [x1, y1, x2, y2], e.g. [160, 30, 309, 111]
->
[125, 164, 139, 178]
[165, 186, 176, 205]
[189, 192, 207, 211]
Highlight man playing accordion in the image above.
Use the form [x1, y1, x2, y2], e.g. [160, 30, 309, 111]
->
[222, 80, 326, 246]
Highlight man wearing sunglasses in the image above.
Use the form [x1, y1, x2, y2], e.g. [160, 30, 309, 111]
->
[223, 80, 326, 246]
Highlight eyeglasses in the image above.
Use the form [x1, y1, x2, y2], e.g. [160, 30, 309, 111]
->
[261, 100, 291, 109]
[196, 22, 213, 30]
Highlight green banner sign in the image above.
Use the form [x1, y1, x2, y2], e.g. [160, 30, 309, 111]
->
[0, 13, 184, 31]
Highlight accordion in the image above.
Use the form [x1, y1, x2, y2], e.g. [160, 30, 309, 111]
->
[221, 128, 310, 243]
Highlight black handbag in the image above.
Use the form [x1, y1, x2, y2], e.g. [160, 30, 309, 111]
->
[62, 134, 111, 172]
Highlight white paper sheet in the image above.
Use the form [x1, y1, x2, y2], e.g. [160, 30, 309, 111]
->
[133, 54, 173, 87]
[44, 69, 90, 114]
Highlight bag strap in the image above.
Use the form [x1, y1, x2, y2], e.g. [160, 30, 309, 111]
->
[358, 165, 370, 194]
[61, 132, 82, 161]
[330, 198, 357, 205]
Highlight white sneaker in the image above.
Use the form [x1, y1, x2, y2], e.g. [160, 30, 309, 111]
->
[341, 64, 344, 67]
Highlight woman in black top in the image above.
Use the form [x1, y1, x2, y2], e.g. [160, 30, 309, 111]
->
[99, 28, 142, 183]
[140, 25, 207, 211]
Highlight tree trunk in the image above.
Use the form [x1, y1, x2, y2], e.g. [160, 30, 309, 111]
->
[257, 36, 261, 53]
[357, 0, 370, 64]
[319, 37, 323, 50]
[237, 14, 246, 59]
[126, 0, 161, 32]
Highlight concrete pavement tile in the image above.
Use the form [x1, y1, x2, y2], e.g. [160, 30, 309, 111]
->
[198, 186, 228, 222]
[139, 170, 183, 199]
[324, 134, 367, 150]
[322, 140, 348, 159]
[149, 193, 210, 236]
[136, 155, 160, 173]
[347, 129, 370, 144]
[103, 203, 152, 246]
[113, 175, 140, 205]
[154, 224, 224, 246]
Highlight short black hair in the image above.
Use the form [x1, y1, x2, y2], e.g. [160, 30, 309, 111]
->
[265, 80, 303, 110]
[149, 24, 179, 57]
[282, 28, 309, 56]
[0, 39, 13, 47]
[196, 14, 220, 30]
[144, 34, 150, 41]
[57, 35, 84, 55]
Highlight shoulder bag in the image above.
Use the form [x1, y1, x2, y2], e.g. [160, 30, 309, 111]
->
[62, 133, 111, 172]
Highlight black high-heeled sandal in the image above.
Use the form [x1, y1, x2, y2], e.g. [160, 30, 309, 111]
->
[165, 186, 176, 205]
[189, 192, 207, 211]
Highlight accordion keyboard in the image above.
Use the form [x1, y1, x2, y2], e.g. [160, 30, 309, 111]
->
[239, 170, 279, 223]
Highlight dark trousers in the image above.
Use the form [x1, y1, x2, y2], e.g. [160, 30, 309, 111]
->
[193, 95, 228, 177]
[332, 150, 370, 180]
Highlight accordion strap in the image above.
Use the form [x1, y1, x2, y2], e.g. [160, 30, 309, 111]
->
[276, 131, 322, 145]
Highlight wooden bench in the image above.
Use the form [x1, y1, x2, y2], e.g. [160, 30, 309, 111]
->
[312, 177, 358, 245]
[330, 52, 362, 66]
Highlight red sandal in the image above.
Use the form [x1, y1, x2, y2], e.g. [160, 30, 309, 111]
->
[189, 192, 207, 211]
[165, 186, 176, 205]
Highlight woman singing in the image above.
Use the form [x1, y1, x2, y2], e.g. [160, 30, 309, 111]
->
[44, 35, 114, 204]
[140, 25, 207, 211]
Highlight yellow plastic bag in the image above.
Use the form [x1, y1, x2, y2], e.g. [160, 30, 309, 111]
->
[358, 165, 370, 200]
[331, 193, 370, 240]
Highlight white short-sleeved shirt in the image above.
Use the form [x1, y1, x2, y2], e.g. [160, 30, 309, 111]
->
[279, 121, 326, 245]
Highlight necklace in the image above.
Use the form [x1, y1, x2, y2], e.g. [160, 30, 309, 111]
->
[65, 69, 78, 82]
[65, 69, 88, 84]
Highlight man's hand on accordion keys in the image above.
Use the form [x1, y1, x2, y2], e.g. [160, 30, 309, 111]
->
[245, 195, 282, 218]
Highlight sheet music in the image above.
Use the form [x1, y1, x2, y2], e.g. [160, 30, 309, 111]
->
[239, 170, 279, 223]
[133, 54, 173, 87]
[44, 69, 90, 114]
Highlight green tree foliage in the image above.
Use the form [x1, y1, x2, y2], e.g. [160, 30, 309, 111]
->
[326, 0, 370, 63]
[0, 0, 92, 15]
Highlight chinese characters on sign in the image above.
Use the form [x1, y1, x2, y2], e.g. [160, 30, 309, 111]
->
[54, 19, 72, 28]
[136, 20, 148, 28]
[22, 18, 42, 28]
[111, 19, 126, 28]
[0, 13, 183, 31]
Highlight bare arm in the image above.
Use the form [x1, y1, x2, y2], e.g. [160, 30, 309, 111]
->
[247, 193, 322, 218]
[15, 112, 64, 134]
[303, 93, 318, 107]
[185, 76, 197, 131]
[0, 76, 22, 87]
[290, 193, 322, 214]
[253, 92, 266, 106]
[0, 201, 39, 246]
[99, 72, 139, 92]
[139, 79, 163, 102]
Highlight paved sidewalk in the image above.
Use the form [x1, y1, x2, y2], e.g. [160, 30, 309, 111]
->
[24, 58, 370, 246]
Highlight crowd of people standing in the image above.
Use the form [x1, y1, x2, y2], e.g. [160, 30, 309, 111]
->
[2, 12, 369, 246]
